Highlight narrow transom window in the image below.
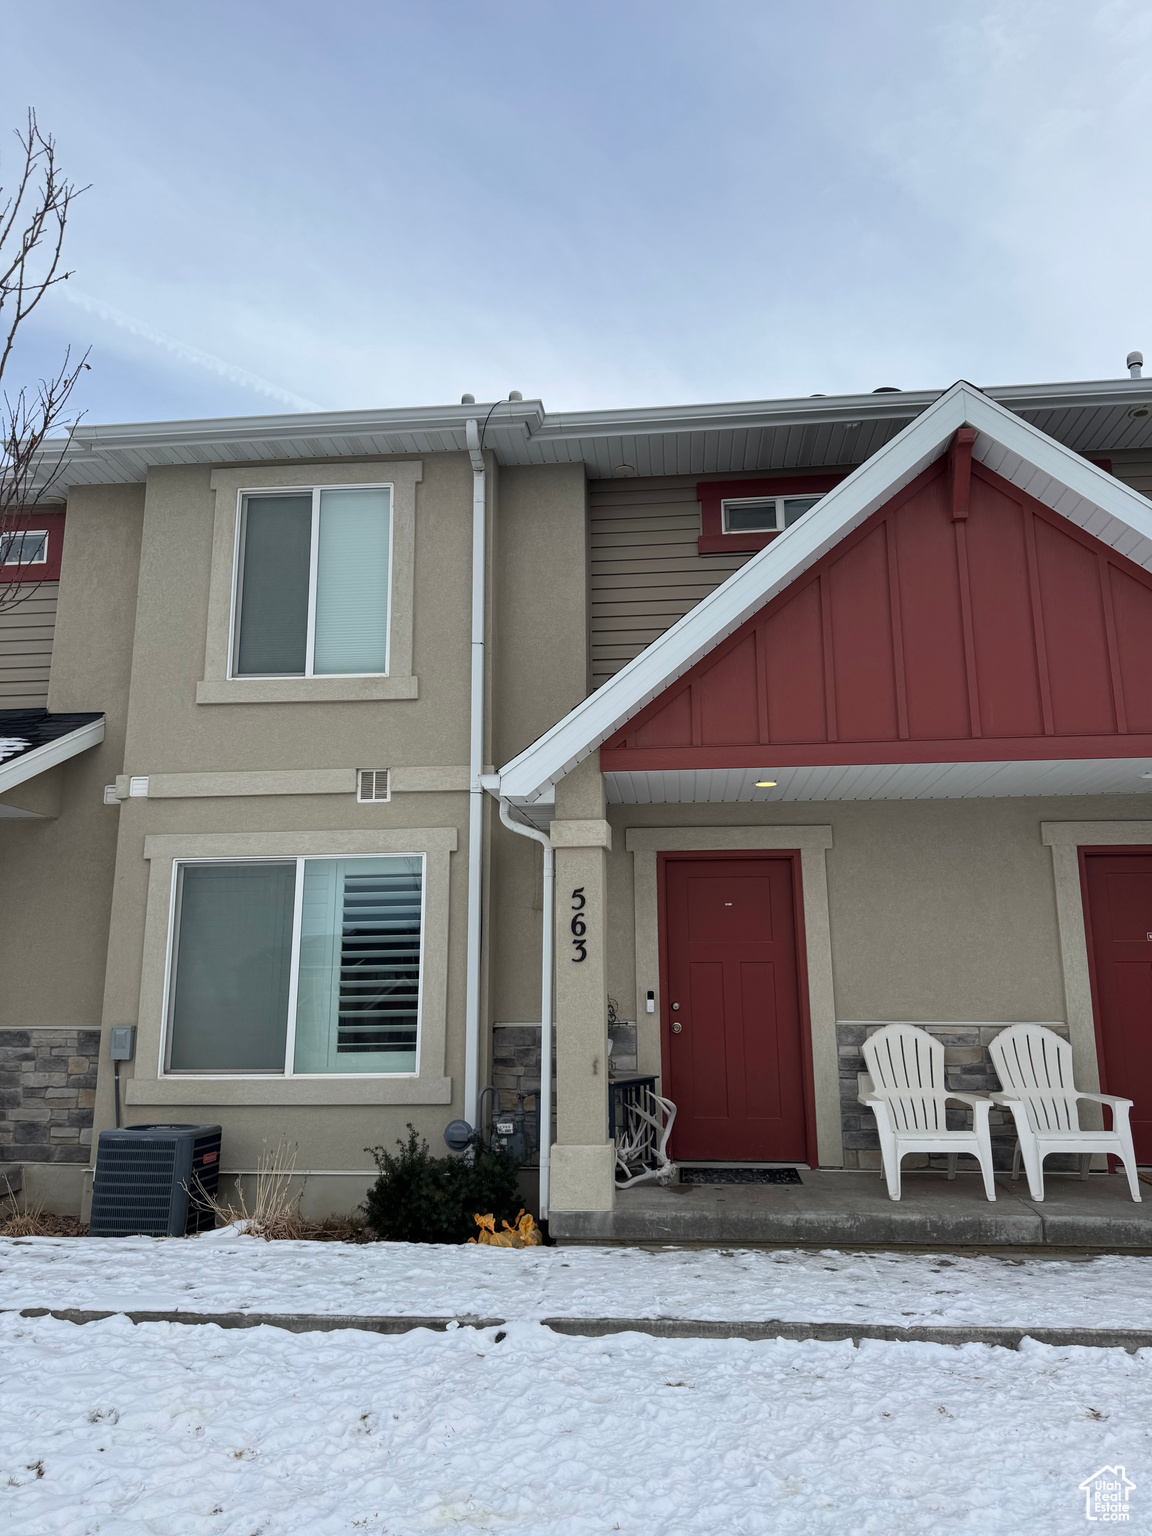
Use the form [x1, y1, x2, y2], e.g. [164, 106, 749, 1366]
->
[232, 486, 392, 677]
[165, 854, 422, 1076]
[0, 529, 49, 564]
[721, 494, 822, 534]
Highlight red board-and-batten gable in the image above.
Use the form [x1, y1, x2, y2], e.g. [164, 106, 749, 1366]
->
[600, 433, 1152, 772]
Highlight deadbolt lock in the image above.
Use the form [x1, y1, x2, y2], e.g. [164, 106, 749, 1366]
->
[671, 1002, 680, 1010]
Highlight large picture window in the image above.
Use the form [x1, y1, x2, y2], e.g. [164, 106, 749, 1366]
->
[165, 855, 423, 1076]
[232, 486, 392, 677]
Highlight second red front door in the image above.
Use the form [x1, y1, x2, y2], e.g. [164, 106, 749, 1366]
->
[1083, 851, 1152, 1163]
[662, 855, 808, 1162]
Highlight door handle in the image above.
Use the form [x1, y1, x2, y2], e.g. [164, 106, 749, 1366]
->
[672, 1022, 683, 1033]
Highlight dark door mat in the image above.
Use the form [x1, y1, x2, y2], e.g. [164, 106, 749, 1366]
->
[679, 1167, 803, 1186]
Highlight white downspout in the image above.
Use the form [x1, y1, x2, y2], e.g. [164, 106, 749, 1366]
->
[463, 419, 486, 1130]
[498, 796, 554, 1217]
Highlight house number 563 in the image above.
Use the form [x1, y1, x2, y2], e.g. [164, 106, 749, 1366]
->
[570, 887, 587, 962]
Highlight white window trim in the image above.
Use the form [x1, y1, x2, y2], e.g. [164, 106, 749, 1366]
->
[198, 461, 421, 705]
[720, 494, 822, 535]
[0, 529, 49, 564]
[160, 852, 426, 1080]
[228, 484, 395, 681]
[127, 828, 455, 1107]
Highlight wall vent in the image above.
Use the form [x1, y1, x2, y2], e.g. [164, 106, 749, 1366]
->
[357, 768, 391, 802]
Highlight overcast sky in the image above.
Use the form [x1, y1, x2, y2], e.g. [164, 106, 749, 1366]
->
[5, 1, 1151, 425]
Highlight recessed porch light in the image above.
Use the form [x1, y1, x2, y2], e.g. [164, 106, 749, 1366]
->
[1129, 406, 1150, 419]
[1141, 772, 1152, 780]
[754, 778, 777, 788]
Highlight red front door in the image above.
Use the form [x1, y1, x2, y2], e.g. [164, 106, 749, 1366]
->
[662, 855, 808, 1162]
[1083, 852, 1152, 1162]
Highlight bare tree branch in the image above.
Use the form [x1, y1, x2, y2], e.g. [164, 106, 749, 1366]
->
[0, 110, 89, 615]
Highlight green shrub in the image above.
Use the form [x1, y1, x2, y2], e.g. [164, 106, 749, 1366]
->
[363, 1125, 522, 1244]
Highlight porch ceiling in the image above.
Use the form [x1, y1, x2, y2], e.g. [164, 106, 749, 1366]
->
[604, 759, 1152, 803]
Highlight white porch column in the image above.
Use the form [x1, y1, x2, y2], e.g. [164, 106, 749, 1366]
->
[548, 756, 615, 1212]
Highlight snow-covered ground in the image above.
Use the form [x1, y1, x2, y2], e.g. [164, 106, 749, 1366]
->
[2, 1311, 1150, 1536]
[2, 1234, 1152, 1328]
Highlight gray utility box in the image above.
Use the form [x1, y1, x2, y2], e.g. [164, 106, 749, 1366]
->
[90, 1124, 222, 1237]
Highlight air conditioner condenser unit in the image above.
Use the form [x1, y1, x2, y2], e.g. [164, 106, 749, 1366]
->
[89, 1123, 223, 1237]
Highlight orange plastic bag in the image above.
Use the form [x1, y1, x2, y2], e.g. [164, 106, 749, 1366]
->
[468, 1209, 544, 1248]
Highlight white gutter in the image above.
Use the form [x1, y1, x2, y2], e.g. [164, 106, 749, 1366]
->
[33, 374, 1152, 492]
[463, 420, 487, 1129]
[498, 797, 554, 1217]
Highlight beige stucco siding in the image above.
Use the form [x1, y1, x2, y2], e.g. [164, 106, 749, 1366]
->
[0, 486, 144, 1029]
[118, 456, 478, 776]
[76, 453, 594, 1204]
[90, 453, 493, 1183]
[489, 462, 590, 1028]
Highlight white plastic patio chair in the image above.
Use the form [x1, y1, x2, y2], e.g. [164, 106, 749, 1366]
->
[988, 1025, 1142, 1203]
[859, 1023, 997, 1202]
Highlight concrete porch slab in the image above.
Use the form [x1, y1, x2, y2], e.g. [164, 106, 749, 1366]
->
[548, 1169, 1152, 1249]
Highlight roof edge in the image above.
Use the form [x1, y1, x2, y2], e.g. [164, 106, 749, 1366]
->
[0, 715, 105, 798]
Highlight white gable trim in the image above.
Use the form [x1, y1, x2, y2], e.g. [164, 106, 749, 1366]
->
[497, 381, 1152, 803]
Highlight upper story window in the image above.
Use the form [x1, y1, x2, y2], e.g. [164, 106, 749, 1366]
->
[231, 486, 392, 677]
[1, 529, 49, 564]
[696, 475, 844, 554]
[0, 512, 64, 583]
[165, 854, 424, 1077]
[721, 495, 822, 534]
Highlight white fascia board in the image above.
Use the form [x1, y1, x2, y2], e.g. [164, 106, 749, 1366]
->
[66, 400, 546, 450]
[497, 380, 1152, 803]
[538, 377, 1152, 442]
[0, 716, 105, 797]
[36, 376, 1152, 489]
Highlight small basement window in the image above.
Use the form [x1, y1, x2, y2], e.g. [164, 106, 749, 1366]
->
[721, 495, 822, 534]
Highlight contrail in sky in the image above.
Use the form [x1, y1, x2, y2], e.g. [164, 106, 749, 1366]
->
[61, 286, 322, 412]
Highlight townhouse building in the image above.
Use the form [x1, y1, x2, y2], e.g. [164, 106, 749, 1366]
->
[3, 373, 1152, 1237]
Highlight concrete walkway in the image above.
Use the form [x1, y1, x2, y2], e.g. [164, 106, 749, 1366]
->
[548, 1169, 1152, 1248]
[11, 1306, 1152, 1351]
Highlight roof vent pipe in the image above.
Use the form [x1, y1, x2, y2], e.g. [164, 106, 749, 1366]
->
[508, 390, 523, 401]
[1128, 352, 1143, 380]
[461, 393, 476, 404]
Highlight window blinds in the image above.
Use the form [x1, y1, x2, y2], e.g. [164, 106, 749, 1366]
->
[293, 856, 422, 1074]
